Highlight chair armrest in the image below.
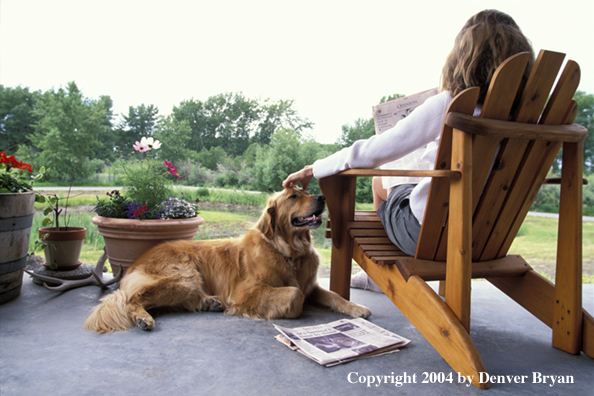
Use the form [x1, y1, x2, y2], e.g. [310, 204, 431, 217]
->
[336, 169, 461, 179]
[446, 112, 588, 143]
[543, 177, 588, 185]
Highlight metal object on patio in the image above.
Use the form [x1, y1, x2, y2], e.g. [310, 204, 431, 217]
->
[24, 249, 122, 292]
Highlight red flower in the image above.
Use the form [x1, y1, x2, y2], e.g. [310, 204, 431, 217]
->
[133, 205, 148, 218]
[0, 151, 33, 172]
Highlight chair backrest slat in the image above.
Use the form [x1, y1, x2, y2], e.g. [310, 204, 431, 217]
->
[472, 50, 565, 260]
[489, 61, 581, 258]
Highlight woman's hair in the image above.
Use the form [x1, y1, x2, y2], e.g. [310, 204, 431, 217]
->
[440, 9, 534, 104]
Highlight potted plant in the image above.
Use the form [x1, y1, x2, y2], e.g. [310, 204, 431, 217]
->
[0, 151, 45, 304]
[92, 137, 203, 275]
[36, 193, 87, 271]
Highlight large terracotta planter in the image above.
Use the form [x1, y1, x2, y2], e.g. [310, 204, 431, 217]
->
[0, 191, 35, 304]
[92, 216, 204, 275]
[38, 226, 87, 271]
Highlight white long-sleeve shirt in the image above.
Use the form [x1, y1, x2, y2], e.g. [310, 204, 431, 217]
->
[312, 91, 479, 224]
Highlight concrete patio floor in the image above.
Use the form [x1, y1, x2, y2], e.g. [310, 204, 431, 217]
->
[1, 275, 592, 396]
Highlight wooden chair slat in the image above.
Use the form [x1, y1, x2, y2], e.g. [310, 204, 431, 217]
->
[348, 221, 384, 229]
[353, 237, 393, 245]
[359, 244, 400, 251]
[350, 229, 388, 237]
[416, 87, 480, 260]
[472, 50, 565, 260]
[395, 255, 532, 282]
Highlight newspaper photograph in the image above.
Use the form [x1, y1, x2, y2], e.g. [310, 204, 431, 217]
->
[274, 318, 410, 367]
[372, 87, 439, 188]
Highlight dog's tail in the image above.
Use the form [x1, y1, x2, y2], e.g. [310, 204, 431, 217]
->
[84, 289, 134, 333]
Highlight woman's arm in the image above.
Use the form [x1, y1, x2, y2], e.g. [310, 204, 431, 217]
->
[282, 165, 313, 189]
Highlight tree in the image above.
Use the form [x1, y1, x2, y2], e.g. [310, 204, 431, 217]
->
[0, 85, 40, 154]
[153, 116, 193, 165]
[550, 91, 593, 174]
[117, 104, 161, 148]
[172, 93, 313, 157]
[337, 118, 376, 148]
[195, 146, 228, 171]
[251, 129, 302, 192]
[253, 99, 313, 147]
[19, 82, 112, 181]
[574, 91, 594, 174]
[172, 93, 259, 156]
[335, 93, 405, 202]
[250, 129, 334, 194]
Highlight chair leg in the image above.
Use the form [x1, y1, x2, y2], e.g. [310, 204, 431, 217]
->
[553, 141, 583, 354]
[356, 247, 489, 389]
[319, 175, 357, 300]
[488, 271, 594, 358]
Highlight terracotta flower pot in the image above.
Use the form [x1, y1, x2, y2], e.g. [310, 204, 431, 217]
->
[91, 215, 204, 276]
[0, 191, 35, 304]
[38, 227, 87, 271]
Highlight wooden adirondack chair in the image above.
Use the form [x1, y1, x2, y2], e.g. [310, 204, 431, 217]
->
[319, 50, 592, 389]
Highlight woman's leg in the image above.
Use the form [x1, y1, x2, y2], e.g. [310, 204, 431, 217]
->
[372, 177, 389, 211]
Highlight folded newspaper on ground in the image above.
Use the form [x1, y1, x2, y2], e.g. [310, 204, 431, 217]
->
[373, 88, 439, 189]
[274, 318, 410, 367]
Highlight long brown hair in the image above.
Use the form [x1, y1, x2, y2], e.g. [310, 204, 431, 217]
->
[440, 9, 534, 104]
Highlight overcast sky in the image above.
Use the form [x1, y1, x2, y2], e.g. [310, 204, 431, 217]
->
[1, 0, 593, 144]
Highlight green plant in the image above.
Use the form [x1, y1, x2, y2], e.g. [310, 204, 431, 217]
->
[94, 137, 196, 220]
[94, 190, 130, 218]
[196, 187, 210, 197]
[0, 151, 45, 193]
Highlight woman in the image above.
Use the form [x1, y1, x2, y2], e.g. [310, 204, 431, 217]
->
[283, 9, 534, 267]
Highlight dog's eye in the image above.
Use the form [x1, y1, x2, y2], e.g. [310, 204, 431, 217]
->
[289, 194, 298, 199]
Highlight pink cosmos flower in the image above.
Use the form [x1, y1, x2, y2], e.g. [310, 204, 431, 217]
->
[133, 141, 150, 152]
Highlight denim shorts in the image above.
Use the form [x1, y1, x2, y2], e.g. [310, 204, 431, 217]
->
[376, 184, 421, 257]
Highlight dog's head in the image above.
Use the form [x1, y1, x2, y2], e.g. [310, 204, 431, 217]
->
[256, 187, 325, 240]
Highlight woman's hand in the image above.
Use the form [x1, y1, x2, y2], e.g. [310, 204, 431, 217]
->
[282, 165, 313, 190]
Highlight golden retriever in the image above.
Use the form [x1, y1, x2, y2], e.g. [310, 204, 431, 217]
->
[84, 187, 371, 333]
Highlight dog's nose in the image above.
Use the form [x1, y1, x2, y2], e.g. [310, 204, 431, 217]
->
[315, 195, 325, 202]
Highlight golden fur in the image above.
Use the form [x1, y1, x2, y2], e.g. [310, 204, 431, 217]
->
[84, 187, 371, 333]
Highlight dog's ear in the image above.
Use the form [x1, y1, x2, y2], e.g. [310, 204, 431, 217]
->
[256, 203, 276, 239]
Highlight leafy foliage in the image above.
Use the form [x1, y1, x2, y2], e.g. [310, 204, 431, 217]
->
[94, 190, 130, 218]
[16, 82, 112, 181]
[118, 104, 161, 146]
[551, 91, 594, 174]
[121, 157, 174, 214]
[171, 93, 312, 157]
[0, 85, 40, 154]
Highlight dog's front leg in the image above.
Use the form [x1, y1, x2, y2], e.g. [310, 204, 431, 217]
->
[231, 286, 304, 320]
[307, 284, 371, 318]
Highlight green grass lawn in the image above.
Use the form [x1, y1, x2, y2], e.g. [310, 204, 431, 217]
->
[509, 217, 593, 282]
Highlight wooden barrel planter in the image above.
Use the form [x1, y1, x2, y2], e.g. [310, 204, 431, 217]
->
[0, 191, 35, 304]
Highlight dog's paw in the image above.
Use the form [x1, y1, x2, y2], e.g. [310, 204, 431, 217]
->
[347, 303, 372, 319]
[136, 317, 154, 331]
[198, 297, 224, 312]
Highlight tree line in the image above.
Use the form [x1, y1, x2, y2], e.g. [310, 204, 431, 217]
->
[1, 82, 593, 204]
